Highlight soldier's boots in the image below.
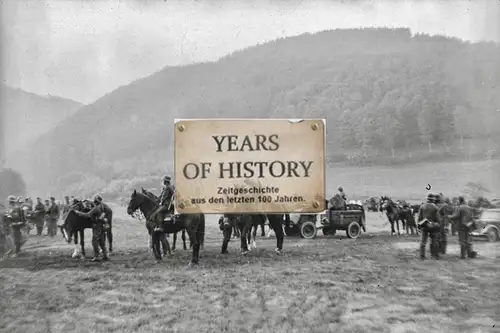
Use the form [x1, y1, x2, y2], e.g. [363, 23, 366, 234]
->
[460, 247, 478, 259]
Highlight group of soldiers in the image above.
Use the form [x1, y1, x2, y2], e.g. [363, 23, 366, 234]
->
[418, 192, 478, 260]
[1, 195, 63, 257]
[329, 187, 479, 260]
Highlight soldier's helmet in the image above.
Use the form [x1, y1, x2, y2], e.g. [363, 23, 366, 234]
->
[426, 193, 435, 203]
[458, 195, 465, 204]
[338, 186, 343, 192]
[7, 195, 16, 203]
[93, 194, 103, 204]
[162, 175, 171, 183]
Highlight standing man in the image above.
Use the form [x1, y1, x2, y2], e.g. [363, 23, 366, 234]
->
[418, 193, 440, 260]
[437, 196, 454, 254]
[74, 194, 109, 262]
[4, 195, 26, 257]
[33, 197, 45, 236]
[447, 196, 478, 259]
[45, 197, 60, 237]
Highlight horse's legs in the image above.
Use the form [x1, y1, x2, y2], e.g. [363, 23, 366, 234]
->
[182, 229, 187, 250]
[240, 222, 251, 254]
[79, 230, 85, 257]
[107, 227, 113, 253]
[160, 233, 171, 256]
[395, 218, 401, 236]
[172, 232, 177, 252]
[233, 224, 240, 238]
[389, 218, 396, 235]
[269, 215, 284, 253]
[260, 222, 265, 237]
[147, 228, 153, 251]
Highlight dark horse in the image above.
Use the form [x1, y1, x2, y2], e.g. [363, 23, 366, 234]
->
[140, 187, 190, 252]
[59, 200, 113, 258]
[221, 213, 284, 255]
[379, 196, 405, 236]
[379, 196, 418, 236]
[126, 189, 205, 265]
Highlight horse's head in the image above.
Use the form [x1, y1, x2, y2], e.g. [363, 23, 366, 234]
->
[379, 197, 392, 212]
[127, 189, 155, 217]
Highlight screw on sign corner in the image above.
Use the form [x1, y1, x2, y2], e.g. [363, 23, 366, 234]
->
[426, 184, 432, 191]
[312, 200, 320, 209]
[178, 202, 185, 209]
[311, 123, 319, 131]
[177, 124, 185, 132]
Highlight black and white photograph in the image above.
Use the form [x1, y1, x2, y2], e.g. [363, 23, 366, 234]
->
[1, 0, 499, 332]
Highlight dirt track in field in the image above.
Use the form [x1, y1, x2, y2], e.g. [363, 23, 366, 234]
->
[1, 210, 499, 333]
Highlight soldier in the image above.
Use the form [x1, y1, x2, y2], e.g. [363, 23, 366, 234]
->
[417, 193, 440, 260]
[45, 197, 60, 237]
[329, 186, 347, 211]
[437, 195, 454, 254]
[74, 194, 109, 261]
[33, 197, 45, 236]
[4, 195, 26, 257]
[21, 198, 34, 234]
[447, 196, 478, 259]
[219, 214, 238, 254]
[154, 175, 175, 227]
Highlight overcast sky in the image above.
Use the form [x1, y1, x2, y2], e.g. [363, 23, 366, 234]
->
[1, 0, 499, 104]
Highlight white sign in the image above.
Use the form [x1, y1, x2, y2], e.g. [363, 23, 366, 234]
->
[174, 119, 326, 214]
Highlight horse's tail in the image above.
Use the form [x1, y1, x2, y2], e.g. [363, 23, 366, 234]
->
[198, 214, 205, 248]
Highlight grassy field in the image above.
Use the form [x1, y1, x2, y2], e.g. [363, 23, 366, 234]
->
[327, 159, 500, 201]
[1, 205, 499, 333]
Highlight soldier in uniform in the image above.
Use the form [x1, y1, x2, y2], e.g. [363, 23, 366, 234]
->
[45, 197, 60, 237]
[329, 186, 347, 211]
[21, 197, 34, 234]
[4, 195, 26, 257]
[153, 175, 175, 227]
[74, 194, 109, 261]
[33, 197, 46, 236]
[447, 196, 478, 259]
[417, 193, 440, 260]
[437, 195, 454, 254]
[219, 214, 239, 254]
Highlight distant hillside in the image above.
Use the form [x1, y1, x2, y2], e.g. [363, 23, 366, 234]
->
[6, 28, 500, 196]
[0, 85, 83, 155]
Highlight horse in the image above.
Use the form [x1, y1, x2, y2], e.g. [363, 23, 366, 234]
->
[140, 187, 189, 251]
[127, 189, 205, 266]
[59, 200, 113, 258]
[225, 213, 285, 255]
[379, 196, 406, 236]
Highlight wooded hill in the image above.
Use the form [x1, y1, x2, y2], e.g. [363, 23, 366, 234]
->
[1, 84, 83, 156]
[7, 28, 500, 196]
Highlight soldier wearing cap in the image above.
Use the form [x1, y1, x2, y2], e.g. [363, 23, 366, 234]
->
[74, 194, 109, 261]
[447, 196, 478, 259]
[329, 186, 347, 211]
[33, 197, 45, 236]
[437, 194, 454, 254]
[151, 175, 175, 229]
[45, 197, 59, 237]
[417, 192, 440, 259]
[3, 195, 26, 257]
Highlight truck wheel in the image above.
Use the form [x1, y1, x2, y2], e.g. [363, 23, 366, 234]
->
[300, 221, 317, 239]
[346, 221, 361, 239]
[487, 228, 499, 242]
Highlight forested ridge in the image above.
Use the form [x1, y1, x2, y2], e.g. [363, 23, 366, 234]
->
[7, 28, 500, 196]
